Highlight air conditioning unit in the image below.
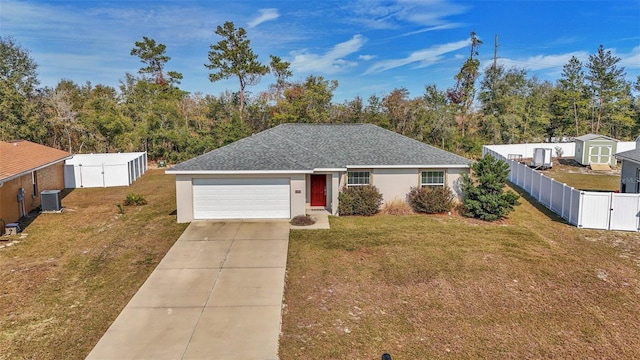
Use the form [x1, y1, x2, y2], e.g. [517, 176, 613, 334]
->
[41, 190, 62, 212]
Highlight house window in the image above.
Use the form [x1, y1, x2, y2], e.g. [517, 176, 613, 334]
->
[347, 171, 370, 186]
[421, 171, 445, 188]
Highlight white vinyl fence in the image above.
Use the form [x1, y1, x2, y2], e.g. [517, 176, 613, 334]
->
[64, 152, 148, 188]
[483, 144, 640, 232]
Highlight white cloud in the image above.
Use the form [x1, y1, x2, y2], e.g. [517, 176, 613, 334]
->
[620, 46, 640, 70]
[291, 35, 366, 74]
[499, 51, 589, 71]
[348, 0, 468, 30]
[400, 23, 462, 37]
[248, 8, 280, 28]
[358, 54, 376, 61]
[365, 39, 469, 74]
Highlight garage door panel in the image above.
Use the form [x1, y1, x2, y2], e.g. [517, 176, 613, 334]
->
[193, 178, 290, 219]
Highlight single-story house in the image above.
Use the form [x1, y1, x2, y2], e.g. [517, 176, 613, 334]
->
[166, 124, 471, 222]
[0, 140, 72, 225]
[616, 138, 640, 193]
[574, 133, 618, 166]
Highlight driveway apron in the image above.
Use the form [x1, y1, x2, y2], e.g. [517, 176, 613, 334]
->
[86, 220, 290, 360]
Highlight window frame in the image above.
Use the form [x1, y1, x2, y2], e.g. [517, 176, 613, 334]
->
[347, 171, 371, 186]
[421, 170, 445, 188]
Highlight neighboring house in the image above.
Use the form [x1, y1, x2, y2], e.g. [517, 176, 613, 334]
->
[616, 138, 640, 194]
[0, 140, 72, 224]
[166, 124, 471, 222]
[574, 133, 618, 166]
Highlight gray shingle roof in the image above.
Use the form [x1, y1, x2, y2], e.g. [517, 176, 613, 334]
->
[168, 124, 470, 172]
[575, 133, 619, 142]
[616, 148, 640, 163]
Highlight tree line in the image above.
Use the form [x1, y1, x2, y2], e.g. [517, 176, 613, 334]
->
[1, 24, 638, 162]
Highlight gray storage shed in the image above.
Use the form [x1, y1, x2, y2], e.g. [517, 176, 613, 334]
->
[574, 134, 618, 166]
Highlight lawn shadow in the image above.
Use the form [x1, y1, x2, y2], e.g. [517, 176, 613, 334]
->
[14, 207, 41, 233]
[60, 188, 75, 199]
[10, 188, 76, 234]
[508, 181, 572, 226]
[169, 209, 177, 216]
[557, 158, 583, 168]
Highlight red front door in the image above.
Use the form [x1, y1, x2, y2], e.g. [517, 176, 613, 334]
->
[310, 175, 326, 206]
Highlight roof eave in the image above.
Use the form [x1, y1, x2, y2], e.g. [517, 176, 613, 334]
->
[165, 169, 312, 175]
[313, 168, 347, 172]
[346, 164, 470, 169]
[616, 155, 640, 165]
[0, 155, 72, 183]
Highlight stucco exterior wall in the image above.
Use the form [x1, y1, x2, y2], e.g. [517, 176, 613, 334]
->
[0, 163, 65, 224]
[446, 168, 468, 199]
[340, 167, 469, 206]
[173, 173, 306, 223]
[620, 160, 640, 193]
[290, 175, 306, 217]
[330, 173, 340, 215]
[371, 168, 419, 203]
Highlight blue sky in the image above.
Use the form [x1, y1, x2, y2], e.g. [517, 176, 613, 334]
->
[1, 0, 639, 102]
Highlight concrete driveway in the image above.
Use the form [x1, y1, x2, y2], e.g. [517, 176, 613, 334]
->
[86, 220, 290, 360]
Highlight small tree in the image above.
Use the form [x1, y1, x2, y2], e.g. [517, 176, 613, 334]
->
[461, 155, 520, 221]
[554, 145, 564, 159]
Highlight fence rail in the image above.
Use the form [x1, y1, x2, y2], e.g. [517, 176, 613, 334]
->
[483, 146, 640, 232]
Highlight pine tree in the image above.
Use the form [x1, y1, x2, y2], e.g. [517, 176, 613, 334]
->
[585, 45, 628, 134]
[461, 155, 520, 221]
[205, 21, 269, 114]
[130, 36, 182, 86]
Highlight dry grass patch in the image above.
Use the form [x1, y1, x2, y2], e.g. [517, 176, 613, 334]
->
[0, 170, 186, 360]
[281, 185, 640, 359]
[380, 199, 415, 216]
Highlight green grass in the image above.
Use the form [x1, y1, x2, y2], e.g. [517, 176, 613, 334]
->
[280, 189, 640, 359]
[546, 171, 620, 191]
[0, 170, 187, 360]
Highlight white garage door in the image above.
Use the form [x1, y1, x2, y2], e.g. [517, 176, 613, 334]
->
[192, 178, 290, 219]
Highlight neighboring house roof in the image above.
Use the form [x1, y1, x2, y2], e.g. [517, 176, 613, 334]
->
[0, 140, 72, 182]
[616, 147, 640, 164]
[575, 133, 619, 142]
[168, 124, 471, 173]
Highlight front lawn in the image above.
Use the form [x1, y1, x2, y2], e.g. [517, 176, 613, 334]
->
[280, 188, 640, 359]
[0, 170, 187, 359]
[3, 170, 639, 359]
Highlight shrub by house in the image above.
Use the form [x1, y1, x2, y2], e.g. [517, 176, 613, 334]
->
[338, 185, 383, 216]
[407, 186, 455, 214]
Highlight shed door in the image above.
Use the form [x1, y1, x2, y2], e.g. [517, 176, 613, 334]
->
[588, 145, 612, 164]
[192, 178, 290, 219]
